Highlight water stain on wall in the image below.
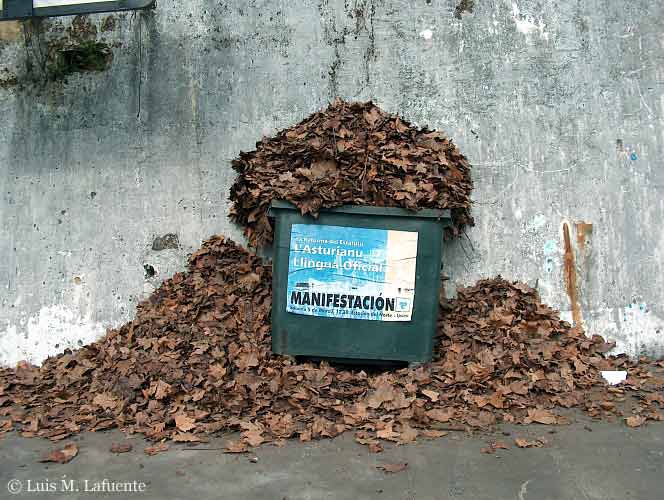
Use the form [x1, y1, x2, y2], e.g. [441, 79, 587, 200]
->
[454, 0, 475, 19]
[575, 222, 593, 256]
[562, 222, 582, 327]
[152, 233, 180, 251]
[16, 15, 114, 84]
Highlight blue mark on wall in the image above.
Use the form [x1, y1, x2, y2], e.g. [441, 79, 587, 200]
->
[630, 151, 638, 161]
[545, 257, 554, 273]
[543, 240, 557, 255]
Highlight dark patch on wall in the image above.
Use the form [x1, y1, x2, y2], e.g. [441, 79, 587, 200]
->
[319, 0, 377, 99]
[143, 264, 156, 278]
[360, 1, 376, 87]
[47, 41, 113, 80]
[100, 15, 118, 33]
[454, 0, 475, 19]
[328, 45, 342, 98]
[152, 233, 180, 251]
[136, 7, 162, 124]
[0, 69, 18, 88]
[16, 15, 114, 85]
[48, 15, 111, 80]
[66, 15, 98, 41]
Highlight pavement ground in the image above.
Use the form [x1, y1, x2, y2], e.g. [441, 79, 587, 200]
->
[1, 413, 662, 500]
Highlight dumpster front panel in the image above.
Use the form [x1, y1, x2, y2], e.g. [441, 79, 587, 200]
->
[286, 223, 418, 322]
[271, 203, 448, 363]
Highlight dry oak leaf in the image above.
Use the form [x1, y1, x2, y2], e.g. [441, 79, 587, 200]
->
[172, 432, 206, 443]
[224, 440, 249, 453]
[488, 392, 505, 409]
[110, 443, 133, 454]
[420, 430, 448, 439]
[40, 443, 78, 464]
[174, 414, 196, 432]
[481, 440, 509, 454]
[427, 409, 453, 423]
[154, 380, 172, 400]
[92, 393, 117, 410]
[299, 429, 312, 442]
[368, 442, 384, 454]
[625, 415, 646, 428]
[266, 413, 296, 438]
[235, 351, 260, 370]
[308, 159, 338, 180]
[398, 424, 418, 444]
[377, 463, 408, 474]
[208, 364, 227, 380]
[144, 442, 169, 456]
[376, 424, 398, 440]
[367, 383, 396, 409]
[527, 408, 557, 425]
[242, 429, 265, 447]
[422, 389, 439, 402]
[514, 437, 545, 448]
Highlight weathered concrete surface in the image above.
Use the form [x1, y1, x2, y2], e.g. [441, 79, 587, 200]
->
[1, 417, 663, 499]
[1, 0, 663, 365]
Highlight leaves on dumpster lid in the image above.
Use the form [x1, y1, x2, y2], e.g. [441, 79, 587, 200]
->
[0, 237, 662, 452]
[229, 99, 474, 247]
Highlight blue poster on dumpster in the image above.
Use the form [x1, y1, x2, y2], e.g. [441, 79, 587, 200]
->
[286, 224, 418, 321]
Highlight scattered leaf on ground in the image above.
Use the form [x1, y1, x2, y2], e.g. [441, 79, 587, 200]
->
[376, 463, 408, 474]
[144, 442, 169, 456]
[110, 443, 132, 454]
[224, 440, 249, 454]
[40, 443, 78, 464]
[625, 416, 646, 428]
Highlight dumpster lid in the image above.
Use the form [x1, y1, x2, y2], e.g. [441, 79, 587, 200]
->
[269, 200, 452, 221]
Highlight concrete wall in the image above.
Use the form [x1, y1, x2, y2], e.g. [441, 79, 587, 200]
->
[1, 0, 663, 366]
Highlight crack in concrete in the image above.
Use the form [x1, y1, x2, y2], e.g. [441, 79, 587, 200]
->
[517, 479, 531, 500]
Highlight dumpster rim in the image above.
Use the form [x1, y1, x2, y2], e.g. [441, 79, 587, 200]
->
[269, 200, 452, 220]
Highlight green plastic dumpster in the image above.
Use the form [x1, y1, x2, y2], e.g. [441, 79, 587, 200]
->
[269, 200, 451, 364]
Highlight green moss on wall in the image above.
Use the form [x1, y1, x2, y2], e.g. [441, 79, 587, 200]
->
[47, 40, 113, 80]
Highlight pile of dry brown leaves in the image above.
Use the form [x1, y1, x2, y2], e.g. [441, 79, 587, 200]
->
[229, 98, 474, 247]
[1, 237, 662, 453]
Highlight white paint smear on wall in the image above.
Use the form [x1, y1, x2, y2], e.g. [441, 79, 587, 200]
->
[561, 305, 664, 358]
[419, 29, 433, 41]
[511, 1, 549, 39]
[0, 305, 107, 367]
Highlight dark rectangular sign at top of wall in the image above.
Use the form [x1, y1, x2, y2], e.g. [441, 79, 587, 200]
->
[1, 0, 155, 20]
